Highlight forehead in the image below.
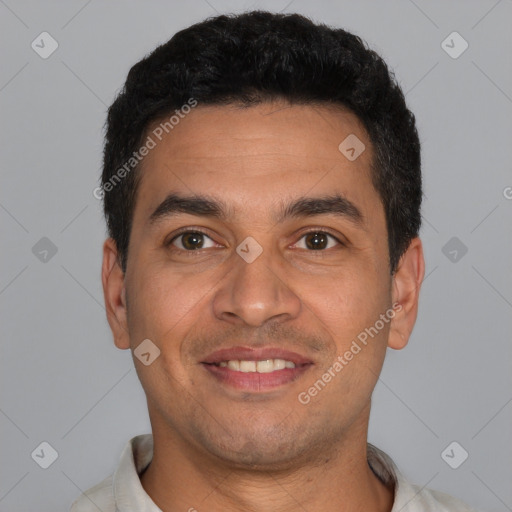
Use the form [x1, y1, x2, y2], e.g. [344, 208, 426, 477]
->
[145, 101, 370, 162]
[133, 101, 380, 225]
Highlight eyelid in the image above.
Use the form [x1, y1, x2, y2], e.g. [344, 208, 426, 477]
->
[166, 226, 346, 252]
[291, 227, 345, 249]
[166, 227, 216, 247]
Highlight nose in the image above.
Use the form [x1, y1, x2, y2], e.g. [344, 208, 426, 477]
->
[211, 241, 302, 328]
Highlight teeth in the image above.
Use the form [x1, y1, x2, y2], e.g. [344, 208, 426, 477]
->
[240, 360, 256, 372]
[256, 360, 274, 373]
[273, 358, 286, 370]
[227, 360, 240, 371]
[217, 358, 296, 372]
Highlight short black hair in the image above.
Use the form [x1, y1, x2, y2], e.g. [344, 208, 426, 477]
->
[101, 10, 421, 274]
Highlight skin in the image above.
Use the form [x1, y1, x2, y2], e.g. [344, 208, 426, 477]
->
[102, 101, 425, 512]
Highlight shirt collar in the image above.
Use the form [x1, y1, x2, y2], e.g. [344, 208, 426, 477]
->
[113, 434, 161, 512]
[368, 443, 432, 511]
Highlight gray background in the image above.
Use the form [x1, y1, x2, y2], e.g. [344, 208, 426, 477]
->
[1, 1, 511, 511]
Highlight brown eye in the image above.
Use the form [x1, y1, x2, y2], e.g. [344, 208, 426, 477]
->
[295, 231, 341, 251]
[170, 231, 216, 251]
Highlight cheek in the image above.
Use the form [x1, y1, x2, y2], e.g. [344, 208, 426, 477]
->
[126, 262, 221, 386]
[307, 266, 389, 336]
[300, 280, 390, 416]
[127, 262, 205, 339]
[126, 268, 199, 400]
[302, 267, 391, 400]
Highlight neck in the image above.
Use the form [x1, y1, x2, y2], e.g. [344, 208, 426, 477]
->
[140, 404, 394, 512]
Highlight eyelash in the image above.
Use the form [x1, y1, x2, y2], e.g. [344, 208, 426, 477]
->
[166, 227, 344, 255]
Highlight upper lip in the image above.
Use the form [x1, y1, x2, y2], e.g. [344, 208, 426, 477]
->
[202, 346, 314, 366]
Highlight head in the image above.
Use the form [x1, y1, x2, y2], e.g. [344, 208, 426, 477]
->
[101, 11, 424, 469]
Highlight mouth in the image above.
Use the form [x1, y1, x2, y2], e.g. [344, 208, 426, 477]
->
[201, 346, 314, 392]
[212, 358, 298, 372]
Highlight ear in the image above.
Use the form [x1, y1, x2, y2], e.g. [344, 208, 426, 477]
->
[101, 238, 130, 350]
[388, 237, 425, 350]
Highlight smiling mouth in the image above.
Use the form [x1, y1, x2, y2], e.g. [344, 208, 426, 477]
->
[201, 346, 314, 391]
[202, 359, 313, 392]
[209, 358, 298, 373]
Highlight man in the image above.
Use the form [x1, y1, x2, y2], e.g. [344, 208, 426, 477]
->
[72, 10, 478, 512]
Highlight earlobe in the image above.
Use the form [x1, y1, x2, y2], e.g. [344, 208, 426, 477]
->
[387, 238, 425, 350]
[101, 238, 131, 350]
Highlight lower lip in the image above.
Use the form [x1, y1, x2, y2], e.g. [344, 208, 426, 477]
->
[202, 363, 313, 391]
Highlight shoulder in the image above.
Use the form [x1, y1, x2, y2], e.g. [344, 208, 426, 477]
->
[69, 474, 115, 512]
[405, 484, 480, 511]
[367, 444, 479, 512]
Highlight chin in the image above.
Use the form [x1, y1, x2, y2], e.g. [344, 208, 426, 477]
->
[214, 444, 303, 471]
[197, 424, 315, 471]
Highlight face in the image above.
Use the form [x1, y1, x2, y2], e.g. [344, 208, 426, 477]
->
[103, 101, 421, 470]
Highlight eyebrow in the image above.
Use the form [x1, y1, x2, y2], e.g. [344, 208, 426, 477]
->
[148, 192, 364, 228]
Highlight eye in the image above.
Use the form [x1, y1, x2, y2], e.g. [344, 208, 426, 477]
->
[294, 230, 342, 251]
[166, 228, 343, 253]
[168, 230, 217, 251]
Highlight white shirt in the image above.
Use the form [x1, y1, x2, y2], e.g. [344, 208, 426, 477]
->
[70, 434, 478, 511]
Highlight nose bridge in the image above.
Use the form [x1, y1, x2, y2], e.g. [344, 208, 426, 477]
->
[212, 236, 301, 327]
